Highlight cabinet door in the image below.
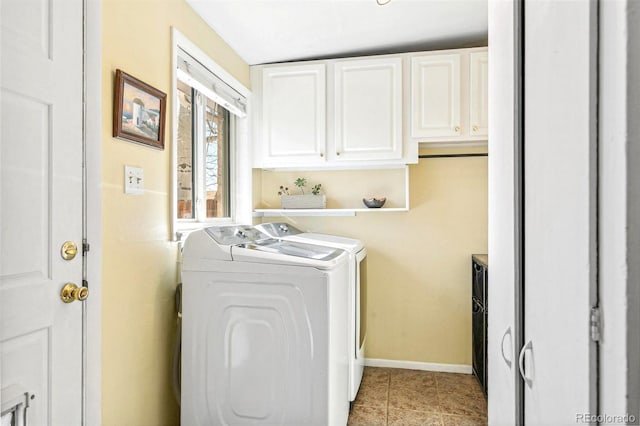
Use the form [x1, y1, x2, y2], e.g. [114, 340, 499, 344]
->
[469, 51, 489, 138]
[411, 54, 461, 138]
[487, 4, 519, 423]
[261, 64, 326, 165]
[333, 57, 403, 161]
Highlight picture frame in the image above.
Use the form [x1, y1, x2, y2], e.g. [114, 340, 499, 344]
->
[113, 69, 167, 149]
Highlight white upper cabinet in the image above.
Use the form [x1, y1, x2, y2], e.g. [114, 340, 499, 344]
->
[259, 64, 326, 166]
[251, 47, 487, 169]
[333, 57, 403, 161]
[409, 47, 488, 144]
[469, 51, 489, 138]
[411, 53, 462, 138]
[252, 56, 413, 169]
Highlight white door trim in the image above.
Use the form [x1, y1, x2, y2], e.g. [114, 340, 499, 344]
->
[599, 0, 640, 419]
[84, 0, 102, 424]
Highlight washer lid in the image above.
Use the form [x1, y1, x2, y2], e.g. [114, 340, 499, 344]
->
[292, 233, 364, 253]
[256, 222, 364, 253]
[231, 239, 348, 269]
[255, 222, 302, 238]
[205, 225, 269, 246]
[236, 240, 341, 260]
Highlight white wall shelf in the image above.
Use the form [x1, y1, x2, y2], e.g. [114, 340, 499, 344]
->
[255, 166, 410, 218]
[253, 207, 409, 217]
[254, 209, 354, 217]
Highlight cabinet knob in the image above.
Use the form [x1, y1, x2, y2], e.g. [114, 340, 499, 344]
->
[320, 153, 324, 157]
[473, 125, 479, 132]
[336, 152, 341, 156]
[454, 126, 461, 133]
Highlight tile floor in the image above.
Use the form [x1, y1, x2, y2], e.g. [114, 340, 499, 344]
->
[348, 367, 487, 426]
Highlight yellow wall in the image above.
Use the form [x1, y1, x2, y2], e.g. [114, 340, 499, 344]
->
[101, 1, 248, 424]
[258, 146, 488, 365]
[100, 0, 486, 416]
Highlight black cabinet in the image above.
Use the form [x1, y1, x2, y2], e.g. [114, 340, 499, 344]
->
[472, 254, 488, 396]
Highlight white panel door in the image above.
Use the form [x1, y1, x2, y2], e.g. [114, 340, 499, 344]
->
[469, 51, 489, 138]
[411, 53, 461, 138]
[261, 64, 326, 165]
[333, 57, 403, 161]
[523, 0, 597, 423]
[1, 0, 84, 424]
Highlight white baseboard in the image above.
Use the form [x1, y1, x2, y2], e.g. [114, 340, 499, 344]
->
[364, 358, 473, 374]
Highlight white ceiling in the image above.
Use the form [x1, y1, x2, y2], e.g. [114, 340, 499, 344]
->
[187, 0, 488, 65]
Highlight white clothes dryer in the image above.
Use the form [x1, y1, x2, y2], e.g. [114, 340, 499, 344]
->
[181, 225, 350, 426]
[255, 223, 367, 403]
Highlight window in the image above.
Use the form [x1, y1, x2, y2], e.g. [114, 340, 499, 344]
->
[176, 81, 231, 219]
[172, 30, 251, 239]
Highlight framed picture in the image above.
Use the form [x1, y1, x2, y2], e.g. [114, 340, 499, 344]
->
[113, 69, 167, 149]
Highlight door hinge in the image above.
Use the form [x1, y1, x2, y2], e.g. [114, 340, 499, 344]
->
[82, 239, 90, 254]
[590, 306, 601, 342]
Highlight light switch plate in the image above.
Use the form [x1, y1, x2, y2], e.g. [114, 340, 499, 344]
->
[125, 166, 144, 195]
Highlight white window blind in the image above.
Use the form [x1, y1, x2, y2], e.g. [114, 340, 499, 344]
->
[177, 48, 247, 118]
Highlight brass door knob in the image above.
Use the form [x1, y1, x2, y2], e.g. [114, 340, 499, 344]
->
[60, 283, 89, 303]
[61, 241, 78, 260]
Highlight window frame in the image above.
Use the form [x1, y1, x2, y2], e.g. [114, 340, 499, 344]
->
[171, 28, 252, 240]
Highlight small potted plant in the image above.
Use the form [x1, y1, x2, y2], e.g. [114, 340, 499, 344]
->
[280, 178, 326, 209]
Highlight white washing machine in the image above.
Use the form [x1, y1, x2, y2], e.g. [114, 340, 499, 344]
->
[255, 223, 367, 403]
[181, 225, 350, 426]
